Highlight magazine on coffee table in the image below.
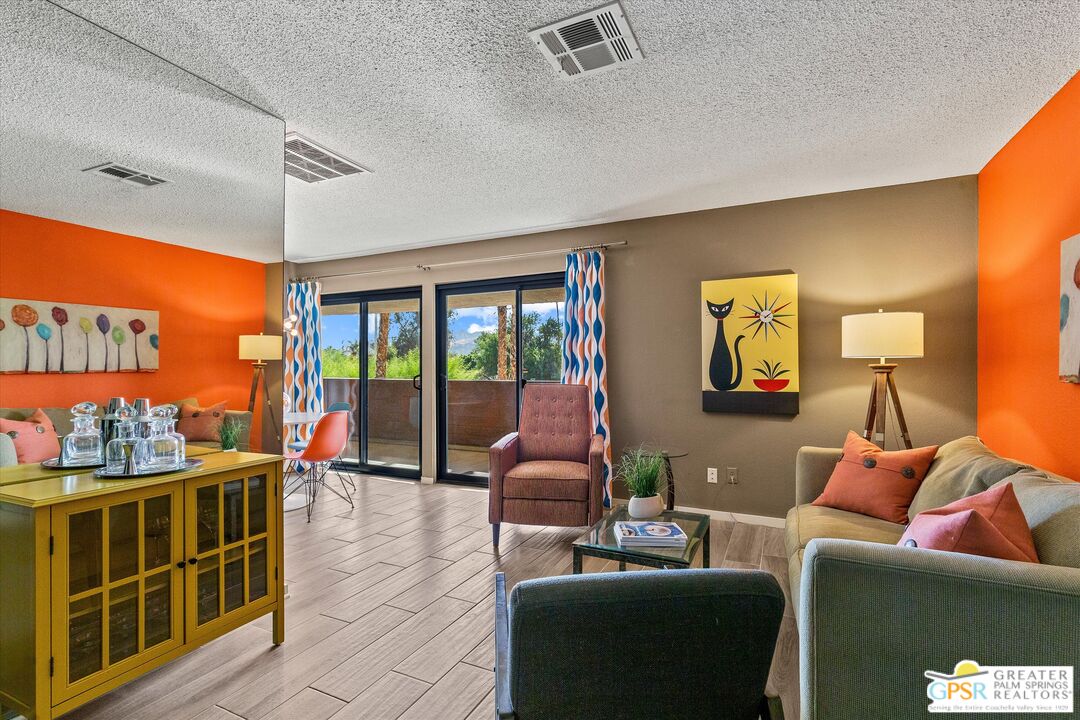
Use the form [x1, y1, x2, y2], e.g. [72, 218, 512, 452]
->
[614, 521, 688, 547]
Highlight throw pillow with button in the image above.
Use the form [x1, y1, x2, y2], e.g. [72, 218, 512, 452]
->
[0, 408, 61, 463]
[812, 431, 939, 524]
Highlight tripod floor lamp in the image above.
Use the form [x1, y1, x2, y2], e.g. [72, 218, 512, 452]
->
[842, 310, 923, 449]
[239, 334, 283, 444]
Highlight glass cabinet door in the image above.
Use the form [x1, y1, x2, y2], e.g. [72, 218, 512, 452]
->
[185, 470, 275, 640]
[51, 485, 184, 703]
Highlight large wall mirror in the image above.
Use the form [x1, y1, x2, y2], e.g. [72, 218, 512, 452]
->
[0, 0, 285, 472]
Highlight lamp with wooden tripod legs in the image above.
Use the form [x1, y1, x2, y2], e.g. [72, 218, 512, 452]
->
[239, 333, 283, 445]
[842, 310, 924, 450]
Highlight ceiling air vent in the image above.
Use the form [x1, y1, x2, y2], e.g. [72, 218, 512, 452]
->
[284, 132, 370, 183]
[528, 2, 642, 80]
[83, 163, 169, 188]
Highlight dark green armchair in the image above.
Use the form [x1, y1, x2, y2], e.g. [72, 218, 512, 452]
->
[494, 569, 785, 719]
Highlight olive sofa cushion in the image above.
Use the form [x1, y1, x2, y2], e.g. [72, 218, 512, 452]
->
[907, 436, 1029, 518]
[996, 469, 1080, 568]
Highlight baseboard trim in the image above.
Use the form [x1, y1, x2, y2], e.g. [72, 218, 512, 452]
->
[674, 504, 786, 528]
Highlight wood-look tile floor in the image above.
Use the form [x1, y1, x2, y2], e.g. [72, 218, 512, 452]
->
[65, 474, 798, 720]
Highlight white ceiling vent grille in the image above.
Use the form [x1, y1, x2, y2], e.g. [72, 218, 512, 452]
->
[285, 132, 370, 183]
[83, 163, 169, 188]
[528, 2, 642, 80]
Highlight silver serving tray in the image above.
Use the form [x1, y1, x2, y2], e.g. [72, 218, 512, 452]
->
[41, 457, 106, 470]
[93, 458, 203, 479]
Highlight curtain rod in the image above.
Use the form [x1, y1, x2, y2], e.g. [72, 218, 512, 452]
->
[293, 241, 627, 282]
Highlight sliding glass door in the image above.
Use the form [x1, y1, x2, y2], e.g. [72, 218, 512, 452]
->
[436, 273, 565, 484]
[321, 287, 422, 479]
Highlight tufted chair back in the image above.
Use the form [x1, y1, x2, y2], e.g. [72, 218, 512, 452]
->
[517, 383, 592, 463]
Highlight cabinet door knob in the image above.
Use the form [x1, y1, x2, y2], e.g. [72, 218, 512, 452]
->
[188, 557, 199, 565]
[176, 560, 187, 569]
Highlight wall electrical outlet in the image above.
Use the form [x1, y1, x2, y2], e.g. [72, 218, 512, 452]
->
[707, 467, 718, 484]
[727, 467, 739, 485]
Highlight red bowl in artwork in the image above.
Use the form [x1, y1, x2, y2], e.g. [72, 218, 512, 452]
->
[753, 378, 790, 392]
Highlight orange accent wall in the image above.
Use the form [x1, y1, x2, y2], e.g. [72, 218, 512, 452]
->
[0, 210, 267, 449]
[978, 72, 1080, 479]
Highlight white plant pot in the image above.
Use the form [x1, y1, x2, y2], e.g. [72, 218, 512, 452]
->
[627, 494, 664, 519]
[222, 448, 238, 453]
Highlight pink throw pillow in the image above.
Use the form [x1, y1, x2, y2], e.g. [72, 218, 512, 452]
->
[899, 483, 1039, 562]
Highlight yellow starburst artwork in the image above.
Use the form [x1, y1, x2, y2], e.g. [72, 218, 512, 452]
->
[701, 272, 799, 415]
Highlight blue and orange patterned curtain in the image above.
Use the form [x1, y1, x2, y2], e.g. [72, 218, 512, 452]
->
[562, 250, 612, 506]
[284, 281, 323, 447]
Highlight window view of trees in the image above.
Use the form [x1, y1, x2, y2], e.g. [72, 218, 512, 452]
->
[458, 310, 562, 381]
[321, 305, 564, 381]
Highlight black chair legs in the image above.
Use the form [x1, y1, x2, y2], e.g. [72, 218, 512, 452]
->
[492, 523, 501, 546]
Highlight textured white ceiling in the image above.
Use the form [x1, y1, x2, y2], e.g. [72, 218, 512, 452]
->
[42, 1, 1080, 261]
[0, 1, 283, 263]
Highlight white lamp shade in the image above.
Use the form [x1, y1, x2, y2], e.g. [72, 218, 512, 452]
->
[842, 311, 923, 359]
[239, 334, 283, 361]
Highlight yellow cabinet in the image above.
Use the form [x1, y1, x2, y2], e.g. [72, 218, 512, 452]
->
[0, 453, 284, 720]
[184, 469, 277, 642]
[50, 483, 185, 705]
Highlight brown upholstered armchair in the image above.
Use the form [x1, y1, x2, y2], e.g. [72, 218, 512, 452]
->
[489, 383, 605, 546]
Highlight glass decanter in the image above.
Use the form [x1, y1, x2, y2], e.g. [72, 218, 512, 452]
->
[61, 402, 104, 466]
[105, 405, 139, 474]
[161, 404, 186, 463]
[134, 405, 183, 471]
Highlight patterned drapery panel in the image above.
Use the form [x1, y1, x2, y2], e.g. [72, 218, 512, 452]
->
[284, 281, 323, 447]
[562, 250, 612, 506]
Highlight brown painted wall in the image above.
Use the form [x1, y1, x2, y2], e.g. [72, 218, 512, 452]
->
[296, 176, 978, 517]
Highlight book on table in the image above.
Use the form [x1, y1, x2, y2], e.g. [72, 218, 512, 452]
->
[613, 521, 688, 547]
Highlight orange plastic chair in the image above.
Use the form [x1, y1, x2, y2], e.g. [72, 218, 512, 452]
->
[283, 411, 351, 521]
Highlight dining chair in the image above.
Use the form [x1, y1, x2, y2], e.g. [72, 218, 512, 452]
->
[283, 410, 351, 521]
[288, 401, 355, 490]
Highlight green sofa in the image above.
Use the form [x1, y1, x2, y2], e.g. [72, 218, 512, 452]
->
[786, 436, 1080, 718]
[0, 398, 251, 466]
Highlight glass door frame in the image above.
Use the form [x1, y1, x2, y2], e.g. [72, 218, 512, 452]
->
[435, 272, 564, 486]
[321, 285, 423, 480]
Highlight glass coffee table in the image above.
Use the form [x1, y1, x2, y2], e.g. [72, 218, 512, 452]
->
[572, 505, 711, 573]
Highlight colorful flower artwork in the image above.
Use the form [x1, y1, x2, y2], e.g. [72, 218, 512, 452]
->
[1060, 234, 1080, 384]
[701, 272, 799, 415]
[0, 298, 158, 374]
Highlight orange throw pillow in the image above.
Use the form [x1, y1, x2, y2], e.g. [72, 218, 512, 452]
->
[0, 408, 61, 463]
[898, 483, 1039, 562]
[813, 431, 939, 524]
[177, 402, 227, 442]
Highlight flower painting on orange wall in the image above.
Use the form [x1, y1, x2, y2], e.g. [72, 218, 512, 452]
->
[0, 298, 158, 374]
[1061, 234, 1080, 384]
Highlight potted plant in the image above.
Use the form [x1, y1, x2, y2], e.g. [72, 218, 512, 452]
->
[618, 446, 669, 519]
[218, 416, 243, 452]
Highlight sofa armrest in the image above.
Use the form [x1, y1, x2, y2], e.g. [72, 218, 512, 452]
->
[587, 434, 605, 523]
[795, 446, 840, 505]
[801, 538, 1080, 719]
[489, 432, 519, 524]
[224, 410, 253, 451]
[494, 572, 515, 719]
[0, 432, 17, 467]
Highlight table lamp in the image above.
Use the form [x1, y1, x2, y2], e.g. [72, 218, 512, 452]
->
[841, 310, 923, 449]
[239, 333, 283, 443]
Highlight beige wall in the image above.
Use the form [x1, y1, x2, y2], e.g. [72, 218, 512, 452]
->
[261, 262, 286, 454]
[294, 176, 978, 518]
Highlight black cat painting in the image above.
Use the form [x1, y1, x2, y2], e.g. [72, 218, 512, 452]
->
[701, 272, 800, 416]
[705, 298, 744, 391]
